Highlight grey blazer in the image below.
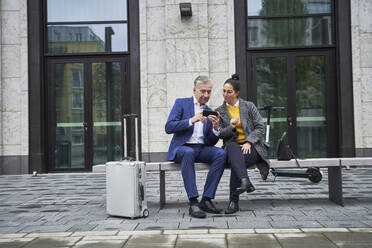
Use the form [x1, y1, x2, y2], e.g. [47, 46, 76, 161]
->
[215, 98, 270, 171]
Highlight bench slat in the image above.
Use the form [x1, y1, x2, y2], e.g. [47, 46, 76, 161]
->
[340, 157, 372, 166]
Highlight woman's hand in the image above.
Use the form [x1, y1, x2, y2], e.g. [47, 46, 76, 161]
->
[230, 118, 238, 129]
[240, 142, 251, 154]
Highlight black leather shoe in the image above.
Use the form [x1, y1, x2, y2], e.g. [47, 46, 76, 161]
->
[225, 201, 239, 214]
[260, 170, 269, 181]
[189, 204, 206, 218]
[199, 200, 222, 214]
[236, 178, 255, 194]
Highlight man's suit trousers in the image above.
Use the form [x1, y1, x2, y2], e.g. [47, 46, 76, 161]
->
[175, 144, 226, 199]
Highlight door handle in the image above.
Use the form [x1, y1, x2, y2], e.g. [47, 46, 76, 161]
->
[287, 117, 293, 126]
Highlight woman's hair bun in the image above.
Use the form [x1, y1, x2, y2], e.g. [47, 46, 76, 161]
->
[231, 74, 239, 80]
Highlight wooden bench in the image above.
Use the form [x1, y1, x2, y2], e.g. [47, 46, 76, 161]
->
[93, 157, 372, 208]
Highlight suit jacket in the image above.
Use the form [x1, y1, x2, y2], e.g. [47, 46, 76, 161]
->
[165, 97, 219, 161]
[215, 98, 270, 170]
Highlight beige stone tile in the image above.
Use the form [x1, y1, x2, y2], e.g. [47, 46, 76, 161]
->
[75, 240, 125, 248]
[360, 0, 372, 32]
[147, 7, 165, 40]
[72, 231, 118, 236]
[1, 144, 21, 156]
[0, 233, 27, 238]
[166, 72, 200, 107]
[147, 41, 166, 74]
[2, 111, 21, 145]
[209, 38, 228, 73]
[255, 228, 302, 233]
[149, 141, 169, 153]
[175, 38, 208, 72]
[20, 37, 28, 91]
[82, 235, 129, 240]
[301, 228, 349, 233]
[209, 228, 254, 234]
[1, 45, 20, 78]
[165, 4, 199, 39]
[208, 5, 227, 39]
[140, 0, 147, 34]
[208, 72, 228, 109]
[148, 107, 169, 142]
[1, 77, 21, 112]
[163, 229, 208, 235]
[141, 87, 149, 153]
[19, 1, 28, 38]
[1, 11, 20, 44]
[350, 0, 360, 26]
[349, 228, 372, 232]
[26, 232, 73, 238]
[166, 39, 176, 73]
[118, 230, 162, 235]
[360, 33, 372, 67]
[1, 0, 20, 11]
[148, 74, 167, 108]
[147, 0, 165, 7]
[176, 238, 226, 248]
[178, 234, 225, 239]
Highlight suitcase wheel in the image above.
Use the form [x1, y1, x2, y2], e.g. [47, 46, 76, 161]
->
[142, 209, 149, 218]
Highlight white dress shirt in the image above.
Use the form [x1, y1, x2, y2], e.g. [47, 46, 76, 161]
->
[186, 97, 219, 144]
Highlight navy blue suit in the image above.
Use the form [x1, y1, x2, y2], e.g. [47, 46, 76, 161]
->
[165, 97, 226, 199]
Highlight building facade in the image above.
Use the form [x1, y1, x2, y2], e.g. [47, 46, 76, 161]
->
[0, 0, 371, 174]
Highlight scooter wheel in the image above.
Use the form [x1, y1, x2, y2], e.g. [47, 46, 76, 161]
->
[307, 168, 322, 183]
[142, 209, 149, 218]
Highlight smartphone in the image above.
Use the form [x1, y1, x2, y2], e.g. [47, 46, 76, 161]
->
[202, 110, 218, 117]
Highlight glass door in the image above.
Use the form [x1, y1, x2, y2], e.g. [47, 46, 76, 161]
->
[252, 50, 337, 158]
[48, 58, 127, 171]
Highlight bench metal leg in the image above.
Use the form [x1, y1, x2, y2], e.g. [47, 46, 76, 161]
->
[328, 167, 343, 206]
[160, 171, 165, 209]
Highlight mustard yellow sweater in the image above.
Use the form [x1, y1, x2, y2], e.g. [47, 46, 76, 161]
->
[226, 105, 246, 143]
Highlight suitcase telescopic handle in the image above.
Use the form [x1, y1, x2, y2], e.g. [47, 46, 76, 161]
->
[123, 114, 139, 161]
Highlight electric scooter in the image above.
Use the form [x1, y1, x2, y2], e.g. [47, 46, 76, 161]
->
[258, 106, 323, 183]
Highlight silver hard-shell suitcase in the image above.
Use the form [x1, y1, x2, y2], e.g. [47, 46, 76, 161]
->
[106, 114, 149, 218]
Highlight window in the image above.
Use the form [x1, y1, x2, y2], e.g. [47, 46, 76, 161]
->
[247, 0, 333, 48]
[72, 93, 84, 109]
[47, 0, 128, 54]
[71, 70, 83, 88]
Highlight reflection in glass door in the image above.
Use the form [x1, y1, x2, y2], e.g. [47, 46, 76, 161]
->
[49, 59, 125, 171]
[92, 62, 122, 165]
[256, 57, 288, 159]
[295, 56, 327, 158]
[254, 51, 336, 158]
[55, 63, 85, 168]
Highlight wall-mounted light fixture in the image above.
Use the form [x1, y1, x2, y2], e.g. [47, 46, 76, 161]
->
[179, 3, 192, 17]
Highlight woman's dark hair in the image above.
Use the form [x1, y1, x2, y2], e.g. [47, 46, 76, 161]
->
[224, 74, 240, 92]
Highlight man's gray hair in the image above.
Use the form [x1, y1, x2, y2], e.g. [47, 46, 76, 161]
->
[194, 75, 211, 87]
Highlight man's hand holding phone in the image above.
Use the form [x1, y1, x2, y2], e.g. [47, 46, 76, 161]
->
[191, 112, 206, 124]
[204, 110, 220, 131]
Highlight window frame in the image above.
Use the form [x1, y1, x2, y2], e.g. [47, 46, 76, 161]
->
[44, 1, 130, 56]
[246, 0, 335, 50]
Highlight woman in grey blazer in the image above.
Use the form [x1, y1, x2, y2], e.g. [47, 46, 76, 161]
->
[215, 74, 270, 214]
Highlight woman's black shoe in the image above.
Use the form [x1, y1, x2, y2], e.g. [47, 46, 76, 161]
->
[225, 201, 239, 214]
[236, 178, 255, 194]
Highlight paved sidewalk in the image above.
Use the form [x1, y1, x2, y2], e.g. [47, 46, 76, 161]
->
[1, 168, 372, 246]
[1, 228, 372, 248]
